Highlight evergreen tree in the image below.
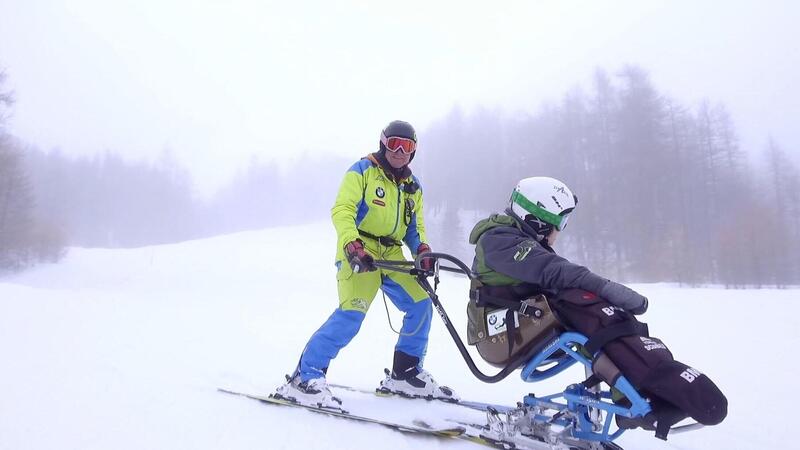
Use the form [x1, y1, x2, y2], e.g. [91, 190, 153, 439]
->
[415, 64, 799, 286]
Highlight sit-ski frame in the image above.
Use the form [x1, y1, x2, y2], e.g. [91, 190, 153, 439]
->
[374, 252, 701, 444]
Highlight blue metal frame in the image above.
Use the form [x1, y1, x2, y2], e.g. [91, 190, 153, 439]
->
[518, 332, 652, 442]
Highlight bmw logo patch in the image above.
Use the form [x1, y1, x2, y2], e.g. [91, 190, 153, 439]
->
[376, 187, 385, 198]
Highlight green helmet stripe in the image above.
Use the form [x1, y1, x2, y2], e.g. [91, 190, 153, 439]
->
[511, 190, 564, 228]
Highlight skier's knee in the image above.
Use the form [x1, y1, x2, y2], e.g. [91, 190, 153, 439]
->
[406, 297, 431, 315]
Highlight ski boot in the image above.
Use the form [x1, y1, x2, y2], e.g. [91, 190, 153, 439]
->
[377, 351, 459, 402]
[379, 367, 459, 402]
[275, 375, 344, 411]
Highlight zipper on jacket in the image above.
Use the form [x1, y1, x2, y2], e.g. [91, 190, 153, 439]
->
[389, 182, 402, 237]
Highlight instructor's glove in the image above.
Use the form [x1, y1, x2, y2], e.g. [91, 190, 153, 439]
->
[344, 239, 376, 273]
[600, 281, 649, 315]
[417, 243, 434, 271]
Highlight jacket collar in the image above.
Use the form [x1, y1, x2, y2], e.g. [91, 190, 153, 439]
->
[368, 152, 411, 183]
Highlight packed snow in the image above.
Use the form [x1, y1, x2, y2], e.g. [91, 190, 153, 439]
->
[1, 222, 796, 450]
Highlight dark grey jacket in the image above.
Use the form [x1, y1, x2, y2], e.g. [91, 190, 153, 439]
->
[469, 212, 647, 314]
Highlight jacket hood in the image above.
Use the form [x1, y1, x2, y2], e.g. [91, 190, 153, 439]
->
[469, 209, 548, 245]
[468, 214, 518, 244]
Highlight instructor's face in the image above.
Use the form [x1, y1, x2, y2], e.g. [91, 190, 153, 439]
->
[386, 149, 411, 169]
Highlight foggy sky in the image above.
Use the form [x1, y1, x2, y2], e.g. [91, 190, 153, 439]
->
[1, 0, 798, 195]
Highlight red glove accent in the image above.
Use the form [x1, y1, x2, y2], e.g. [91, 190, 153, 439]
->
[344, 239, 376, 273]
[417, 243, 433, 271]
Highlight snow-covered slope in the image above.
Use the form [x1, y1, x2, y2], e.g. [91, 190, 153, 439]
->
[0, 222, 795, 450]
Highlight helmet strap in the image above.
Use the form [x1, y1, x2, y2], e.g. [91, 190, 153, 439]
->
[505, 207, 546, 242]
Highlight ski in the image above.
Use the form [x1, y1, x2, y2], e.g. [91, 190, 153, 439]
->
[217, 388, 467, 439]
[325, 383, 627, 450]
[328, 382, 516, 414]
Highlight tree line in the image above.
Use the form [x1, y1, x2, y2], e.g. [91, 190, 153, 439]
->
[17, 150, 346, 246]
[2, 65, 798, 286]
[1, 71, 66, 271]
[415, 66, 800, 287]
[1, 64, 349, 272]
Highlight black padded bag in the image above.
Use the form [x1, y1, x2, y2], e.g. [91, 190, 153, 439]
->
[551, 289, 727, 426]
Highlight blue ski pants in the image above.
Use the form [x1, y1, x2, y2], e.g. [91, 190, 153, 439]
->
[297, 264, 432, 382]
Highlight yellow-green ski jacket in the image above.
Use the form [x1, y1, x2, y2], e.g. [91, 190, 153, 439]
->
[331, 154, 428, 261]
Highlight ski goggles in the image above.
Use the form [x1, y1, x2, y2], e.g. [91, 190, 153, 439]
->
[558, 213, 572, 231]
[512, 190, 574, 231]
[381, 133, 416, 154]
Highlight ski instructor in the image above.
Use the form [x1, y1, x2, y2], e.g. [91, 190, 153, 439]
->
[277, 120, 459, 409]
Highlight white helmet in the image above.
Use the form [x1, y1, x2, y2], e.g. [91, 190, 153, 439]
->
[510, 177, 578, 232]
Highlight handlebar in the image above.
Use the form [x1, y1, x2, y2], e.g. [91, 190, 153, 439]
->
[373, 252, 476, 279]
[373, 252, 527, 383]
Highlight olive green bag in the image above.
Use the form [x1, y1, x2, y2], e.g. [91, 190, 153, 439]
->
[467, 281, 563, 368]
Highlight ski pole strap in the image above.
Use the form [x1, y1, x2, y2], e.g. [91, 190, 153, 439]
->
[358, 229, 402, 247]
[583, 321, 649, 355]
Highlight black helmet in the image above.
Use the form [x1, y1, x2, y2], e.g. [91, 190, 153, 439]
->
[379, 120, 416, 153]
[382, 120, 416, 140]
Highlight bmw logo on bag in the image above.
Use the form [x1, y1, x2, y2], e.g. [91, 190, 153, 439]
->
[376, 187, 385, 198]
